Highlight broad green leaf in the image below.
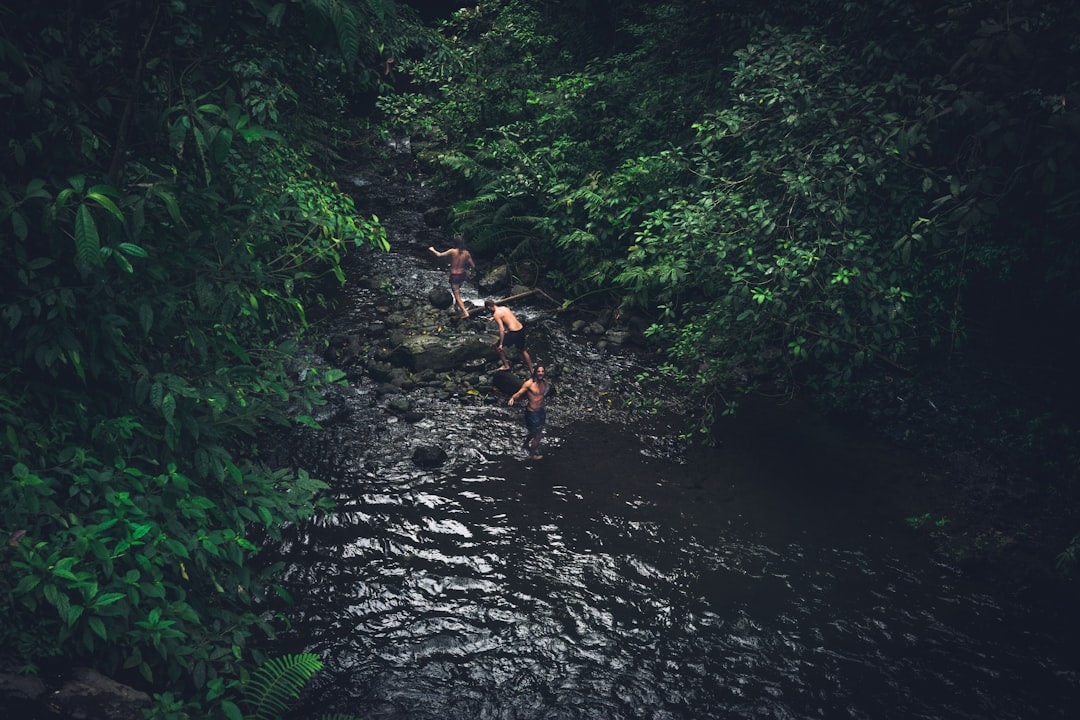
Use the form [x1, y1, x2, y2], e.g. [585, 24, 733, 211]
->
[117, 242, 148, 258]
[88, 617, 108, 640]
[153, 188, 183, 224]
[161, 393, 176, 424]
[74, 205, 102, 270]
[67, 604, 85, 627]
[87, 192, 125, 222]
[138, 303, 153, 335]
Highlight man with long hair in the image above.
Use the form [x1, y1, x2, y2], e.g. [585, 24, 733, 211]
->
[508, 365, 551, 460]
[428, 234, 475, 319]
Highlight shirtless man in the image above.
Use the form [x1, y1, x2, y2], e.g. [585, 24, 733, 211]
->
[485, 298, 533, 373]
[428, 234, 475, 318]
[508, 365, 550, 459]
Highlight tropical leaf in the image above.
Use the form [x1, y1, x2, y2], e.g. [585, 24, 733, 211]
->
[331, 0, 361, 68]
[74, 204, 102, 271]
[242, 653, 324, 720]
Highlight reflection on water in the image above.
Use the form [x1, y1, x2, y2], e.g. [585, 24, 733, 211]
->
[277, 410, 1079, 720]
[272, 167, 1079, 719]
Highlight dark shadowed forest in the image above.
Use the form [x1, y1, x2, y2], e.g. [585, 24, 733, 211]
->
[2, 1, 1078, 717]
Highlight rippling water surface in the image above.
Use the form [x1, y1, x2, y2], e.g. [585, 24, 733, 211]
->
[271, 167, 1079, 719]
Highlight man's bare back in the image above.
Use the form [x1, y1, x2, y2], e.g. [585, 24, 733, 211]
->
[446, 248, 473, 274]
[491, 305, 523, 333]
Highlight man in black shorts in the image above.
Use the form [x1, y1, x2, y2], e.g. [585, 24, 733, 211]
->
[485, 298, 533, 373]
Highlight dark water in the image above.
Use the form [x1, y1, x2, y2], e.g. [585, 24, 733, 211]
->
[271, 163, 1080, 719]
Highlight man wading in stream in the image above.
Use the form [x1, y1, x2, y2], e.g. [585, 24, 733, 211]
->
[508, 365, 551, 460]
[428, 234, 475, 319]
[485, 298, 533, 374]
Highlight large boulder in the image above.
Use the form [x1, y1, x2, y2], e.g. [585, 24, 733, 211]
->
[388, 333, 498, 372]
[427, 285, 452, 308]
[492, 369, 523, 395]
[48, 668, 152, 720]
[478, 264, 512, 292]
[412, 445, 447, 468]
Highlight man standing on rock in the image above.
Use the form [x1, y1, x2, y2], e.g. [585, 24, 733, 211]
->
[509, 365, 550, 459]
[428, 234, 474, 319]
[485, 298, 533, 374]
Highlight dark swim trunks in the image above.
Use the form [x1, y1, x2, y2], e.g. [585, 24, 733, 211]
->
[449, 271, 468, 285]
[504, 327, 526, 349]
[524, 408, 546, 436]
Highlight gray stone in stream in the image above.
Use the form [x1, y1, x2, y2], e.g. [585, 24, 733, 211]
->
[492, 369, 523, 395]
[386, 396, 411, 415]
[367, 359, 394, 383]
[313, 396, 351, 424]
[479, 264, 511, 291]
[389, 333, 498, 372]
[412, 445, 447, 468]
[427, 286, 452, 308]
[605, 329, 631, 345]
[48, 668, 152, 720]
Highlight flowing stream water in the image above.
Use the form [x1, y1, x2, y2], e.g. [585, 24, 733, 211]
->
[269, 157, 1080, 719]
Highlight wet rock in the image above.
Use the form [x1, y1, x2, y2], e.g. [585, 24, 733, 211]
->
[48, 667, 152, 720]
[374, 382, 403, 396]
[427, 286, 452, 308]
[627, 315, 652, 345]
[389, 368, 415, 390]
[367, 359, 394, 383]
[605, 330, 631, 346]
[389, 334, 497, 372]
[423, 206, 448, 227]
[479, 264, 511, 292]
[325, 333, 362, 364]
[492, 370, 523, 395]
[386, 396, 411, 415]
[412, 445, 447, 468]
[313, 395, 352, 425]
[0, 664, 47, 704]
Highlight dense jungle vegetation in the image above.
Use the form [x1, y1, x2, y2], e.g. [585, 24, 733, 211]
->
[2, 0, 1079, 717]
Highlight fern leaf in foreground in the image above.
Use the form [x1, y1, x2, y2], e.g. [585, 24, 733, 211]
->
[243, 653, 324, 720]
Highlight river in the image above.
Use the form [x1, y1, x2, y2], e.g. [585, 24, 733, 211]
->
[268, 157, 1080, 719]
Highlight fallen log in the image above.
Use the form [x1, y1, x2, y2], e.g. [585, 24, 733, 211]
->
[463, 288, 551, 317]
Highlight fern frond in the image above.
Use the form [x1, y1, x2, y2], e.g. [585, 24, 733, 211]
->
[242, 653, 324, 720]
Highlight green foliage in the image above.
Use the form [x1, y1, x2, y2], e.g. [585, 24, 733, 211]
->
[0, 0, 425, 714]
[1057, 535, 1080, 576]
[242, 653, 325, 720]
[390, 0, 1080, 442]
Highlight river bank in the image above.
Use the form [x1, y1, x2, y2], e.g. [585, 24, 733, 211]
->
[272, 179, 1080, 718]
[341, 140, 1080, 596]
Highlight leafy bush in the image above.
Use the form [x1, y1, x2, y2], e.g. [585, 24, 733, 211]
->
[0, 0, 421, 714]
